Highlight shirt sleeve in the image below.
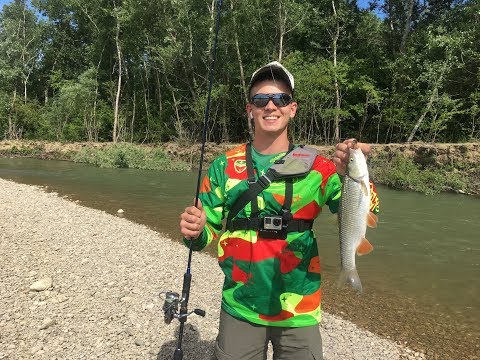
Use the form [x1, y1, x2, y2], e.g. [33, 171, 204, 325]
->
[325, 173, 343, 214]
[369, 181, 380, 214]
[184, 157, 226, 251]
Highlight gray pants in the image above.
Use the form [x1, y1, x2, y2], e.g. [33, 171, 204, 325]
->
[214, 309, 323, 360]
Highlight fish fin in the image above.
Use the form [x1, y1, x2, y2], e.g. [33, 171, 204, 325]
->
[337, 269, 363, 293]
[356, 237, 373, 256]
[361, 181, 369, 196]
[366, 212, 378, 228]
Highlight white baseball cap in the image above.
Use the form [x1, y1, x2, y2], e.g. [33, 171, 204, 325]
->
[248, 61, 295, 96]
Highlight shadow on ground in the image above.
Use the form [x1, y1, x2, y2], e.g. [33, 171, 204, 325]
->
[157, 323, 215, 360]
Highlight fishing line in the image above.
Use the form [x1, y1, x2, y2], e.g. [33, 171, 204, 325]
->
[161, 1, 223, 359]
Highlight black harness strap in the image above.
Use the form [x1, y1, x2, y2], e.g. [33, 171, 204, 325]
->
[227, 218, 314, 232]
[226, 142, 313, 234]
[245, 142, 258, 217]
[226, 143, 292, 225]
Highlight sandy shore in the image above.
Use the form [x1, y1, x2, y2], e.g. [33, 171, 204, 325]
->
[0, 179, 425, 359]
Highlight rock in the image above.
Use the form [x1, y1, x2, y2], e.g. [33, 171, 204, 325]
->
[29, 277, 53, 292]
[134, 339, 145, 346]
[30, 345, 43, 354]
[39, 317, 56, 330]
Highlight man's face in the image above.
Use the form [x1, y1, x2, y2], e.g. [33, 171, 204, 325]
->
[246, 80, 297, 138]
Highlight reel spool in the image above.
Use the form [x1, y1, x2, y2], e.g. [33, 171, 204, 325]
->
[160, 291, 205, 325]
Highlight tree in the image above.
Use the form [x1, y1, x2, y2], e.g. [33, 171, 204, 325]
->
[0, 0, 43, 139]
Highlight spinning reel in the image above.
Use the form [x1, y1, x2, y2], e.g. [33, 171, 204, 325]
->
[161, 291, 205, 325]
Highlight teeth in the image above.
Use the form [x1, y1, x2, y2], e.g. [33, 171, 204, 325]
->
[265, 117, 277, 120]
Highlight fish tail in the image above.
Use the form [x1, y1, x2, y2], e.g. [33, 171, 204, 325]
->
[337, 268, 363, 293]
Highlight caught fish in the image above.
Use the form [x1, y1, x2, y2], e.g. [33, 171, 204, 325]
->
[337, 144, 378, 293]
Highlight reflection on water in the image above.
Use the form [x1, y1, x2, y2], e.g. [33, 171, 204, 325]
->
[1, 157, 479, 354]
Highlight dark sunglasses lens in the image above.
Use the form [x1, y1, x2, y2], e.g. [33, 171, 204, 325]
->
[274, 94, 292, 106]
[252, 95, 269, 107]
[252, 93, 292, 107]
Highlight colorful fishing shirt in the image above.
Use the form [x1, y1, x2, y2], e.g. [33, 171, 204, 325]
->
[187, 144, 379, 327]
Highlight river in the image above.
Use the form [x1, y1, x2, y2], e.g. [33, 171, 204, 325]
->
[0, 157, 478, 359]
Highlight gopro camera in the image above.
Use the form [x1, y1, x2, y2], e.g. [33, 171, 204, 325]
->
[259, 215, 287, 239]
[263, 216, 283, 230]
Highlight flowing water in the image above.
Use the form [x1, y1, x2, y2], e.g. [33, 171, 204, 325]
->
[1, 157, 479, 358]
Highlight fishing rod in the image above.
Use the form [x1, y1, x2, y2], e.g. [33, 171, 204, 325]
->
[161, 1, 223, 359]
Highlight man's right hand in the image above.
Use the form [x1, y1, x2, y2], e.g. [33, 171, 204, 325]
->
[179, 198, 206, 240]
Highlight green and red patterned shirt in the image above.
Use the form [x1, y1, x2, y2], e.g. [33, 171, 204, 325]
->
[187, 144, 379, 327]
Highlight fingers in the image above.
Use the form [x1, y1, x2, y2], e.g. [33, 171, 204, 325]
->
[342, 138, 371, 156]
[333, 138, 371, 176]
[194, 197, 203, 210]
[179, 200, 206, 240]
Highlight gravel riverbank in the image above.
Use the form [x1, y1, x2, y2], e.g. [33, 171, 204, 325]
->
[0, 179, 425, 359]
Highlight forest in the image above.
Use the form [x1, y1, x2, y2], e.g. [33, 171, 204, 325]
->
[0, 0, 478, 145]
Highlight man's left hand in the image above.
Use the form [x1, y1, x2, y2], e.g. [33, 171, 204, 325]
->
[333, 139, 371, 176]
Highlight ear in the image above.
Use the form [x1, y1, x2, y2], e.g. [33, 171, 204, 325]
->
[289, 101, 298, 118]
[246, 103, 253, 119]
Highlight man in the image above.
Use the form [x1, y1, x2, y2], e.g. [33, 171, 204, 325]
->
[179, 61, 378, 359]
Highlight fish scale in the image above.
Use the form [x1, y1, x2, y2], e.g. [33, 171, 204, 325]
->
[338, 147, 372, 293]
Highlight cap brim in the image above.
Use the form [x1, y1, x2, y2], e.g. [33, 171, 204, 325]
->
[249, 61, 294, 94]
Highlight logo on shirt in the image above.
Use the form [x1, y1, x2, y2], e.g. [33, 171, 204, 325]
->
[234, 159, 247, 173]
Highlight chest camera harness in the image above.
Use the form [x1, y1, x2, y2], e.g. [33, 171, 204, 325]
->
[226, 142, 318, 240]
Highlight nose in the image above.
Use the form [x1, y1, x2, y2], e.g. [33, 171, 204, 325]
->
[265, 98, 277, 110]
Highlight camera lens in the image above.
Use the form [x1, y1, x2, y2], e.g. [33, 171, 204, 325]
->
[273, 218, 281, 227]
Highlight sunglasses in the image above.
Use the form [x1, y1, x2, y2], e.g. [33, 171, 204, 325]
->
[250, 93, 292, 107]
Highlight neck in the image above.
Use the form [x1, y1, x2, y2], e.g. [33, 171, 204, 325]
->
[252, 131, 289, 154]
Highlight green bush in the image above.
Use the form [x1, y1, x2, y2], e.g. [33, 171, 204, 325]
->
[370, 152, 468, 195]
[72, 143, 191, 171]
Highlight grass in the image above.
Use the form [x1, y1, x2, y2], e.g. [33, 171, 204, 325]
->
[72, 143, 191, 171]
[2, 144, 45, 157]
[369, 151, 470, 195]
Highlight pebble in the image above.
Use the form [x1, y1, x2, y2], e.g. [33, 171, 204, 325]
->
[29, 277, 53, 292]
[39, 317, 56, 330]
[134, 339, 145, 347]
[0, 179, 427, 359]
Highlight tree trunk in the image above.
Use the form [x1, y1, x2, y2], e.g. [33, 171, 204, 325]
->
[155, 69, 163, 116]
[400, 0, 415, 54]
[93, 49, 104, 142]
[231, 0, 250, 138]
[278, 1, 285, 63]
[359, 93, 370, 141]
[131, 92, 136, 143]
[8, 89, 17, 139]
[113, 18, 122, 143]
[332, 0, 341, 143]
[407, 87, 437, 142]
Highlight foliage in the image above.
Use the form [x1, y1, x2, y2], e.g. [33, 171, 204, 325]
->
[0, 0, 478, 144]
[72, 143, 191, 171]
[370, 151, 469, 195]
